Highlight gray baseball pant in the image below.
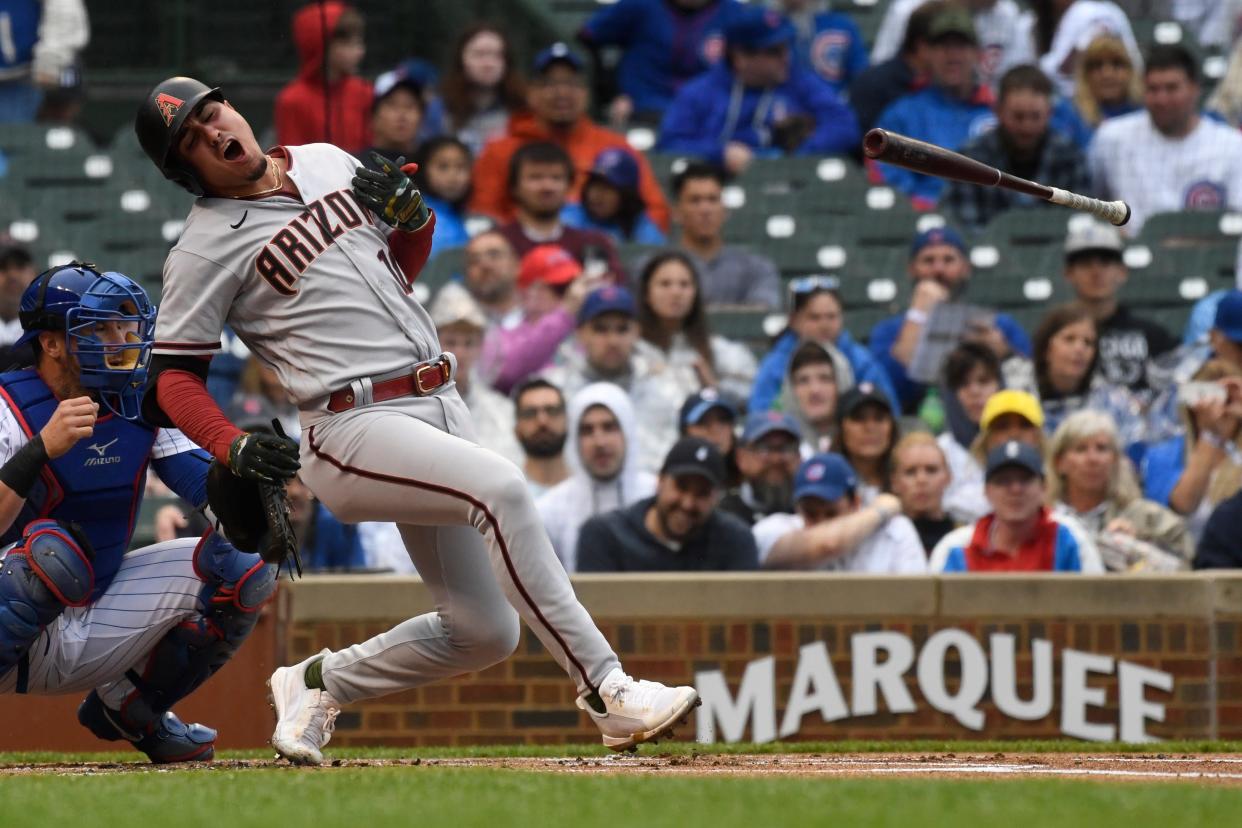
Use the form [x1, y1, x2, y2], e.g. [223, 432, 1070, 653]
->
[298, 388, 621, 703]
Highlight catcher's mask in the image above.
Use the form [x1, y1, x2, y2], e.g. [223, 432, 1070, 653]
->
[18, 263, 157, 420]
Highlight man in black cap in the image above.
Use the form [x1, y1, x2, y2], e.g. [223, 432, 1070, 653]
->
[576, 437, 758, 571]
[679, 387, 737, 457]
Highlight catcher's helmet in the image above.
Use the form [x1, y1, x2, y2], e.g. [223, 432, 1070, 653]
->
[17, 263, 157, 421]
[135, 76, 224, 196]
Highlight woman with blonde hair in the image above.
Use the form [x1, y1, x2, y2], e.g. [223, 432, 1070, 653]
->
[1049, 410, 1192, 571]
[1070, 35, 1142, 134]
[890, 433, 957, 556]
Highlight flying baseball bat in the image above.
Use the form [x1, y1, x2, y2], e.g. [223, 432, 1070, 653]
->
[862, 128, 1130, 227]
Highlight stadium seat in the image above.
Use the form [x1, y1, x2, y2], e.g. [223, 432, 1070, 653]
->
[1140, 211, 1242, 246]
[979, 208, 1081, 249]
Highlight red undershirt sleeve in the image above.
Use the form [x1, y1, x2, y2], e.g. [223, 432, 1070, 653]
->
[388, 211, 436, 283]
[155, 369, 243, 463]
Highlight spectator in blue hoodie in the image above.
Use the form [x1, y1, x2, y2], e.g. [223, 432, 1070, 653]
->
[750, 275, 897, 415]
[413, 135, 474, 258]
[873, 6, 995, 207]
[562, 147, 668, 245]
[778, 0, 869, 98]
[657, 7, 859, 175]
[577, 0, 743, 127]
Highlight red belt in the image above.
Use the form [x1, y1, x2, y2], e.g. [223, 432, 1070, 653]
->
[326, 356, 453, 413]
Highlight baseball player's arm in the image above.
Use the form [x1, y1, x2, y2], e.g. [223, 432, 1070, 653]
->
[387, 214, 437, 282]
[150, 429, 213, 508]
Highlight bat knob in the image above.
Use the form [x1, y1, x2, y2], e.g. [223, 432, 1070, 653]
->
[1114, 202, 1132, 227]
[862, 129, 889, 160]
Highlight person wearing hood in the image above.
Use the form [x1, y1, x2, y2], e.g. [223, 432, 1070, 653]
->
[576, 437, 758, 572]
[779, 340, 843, 456]
[471, 43, 669, 230]
[540, 285, 685, 471]
[429, 282, 523, 467]
[656, 7, 859, 175]
[720, 410, 803, 526]
[536, 383, 657, 570]
[750, 276, 898, 415]
[274, 2, 373, 153]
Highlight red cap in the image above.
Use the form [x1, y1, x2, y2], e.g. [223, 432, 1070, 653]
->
[518, 245, 582, 289]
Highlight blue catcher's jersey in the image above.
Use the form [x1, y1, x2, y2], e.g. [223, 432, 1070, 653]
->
[0, 1, 41, 75]
[0, 370, 157, 597]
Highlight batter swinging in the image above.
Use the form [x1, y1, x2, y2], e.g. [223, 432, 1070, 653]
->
[134, 77, 698, 764]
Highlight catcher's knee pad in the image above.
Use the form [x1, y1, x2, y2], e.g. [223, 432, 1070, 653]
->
[116, 533, 275, 730]
[0, 519, 94, 676]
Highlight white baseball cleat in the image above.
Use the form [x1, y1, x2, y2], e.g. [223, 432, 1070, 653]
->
[267, 648, 341, 766]
[576, 667, 700, 752]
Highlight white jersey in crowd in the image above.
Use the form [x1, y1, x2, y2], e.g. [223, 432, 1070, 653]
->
[751, 512, 927, 573]
[1089, 110, 1242, 234]
[1038, 0, 1142, 98]
[152, 143, 441, 406]
[870, 0, 1034, 89]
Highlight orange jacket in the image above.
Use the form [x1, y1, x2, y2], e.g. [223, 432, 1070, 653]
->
[470, 112, 669, 231]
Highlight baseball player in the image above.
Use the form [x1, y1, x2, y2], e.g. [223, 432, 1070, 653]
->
[134, 77, 698, 764]
[0, 263, 277, 762]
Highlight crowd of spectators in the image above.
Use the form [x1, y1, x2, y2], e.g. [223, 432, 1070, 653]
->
[14, 0, 1242, 576]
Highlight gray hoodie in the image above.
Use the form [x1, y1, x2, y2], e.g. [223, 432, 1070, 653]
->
[535, 382, 657, 571]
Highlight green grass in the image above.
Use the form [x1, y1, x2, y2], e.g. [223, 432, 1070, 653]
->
[3, 739, 1242, 765]
[1, 766, 1239, 828]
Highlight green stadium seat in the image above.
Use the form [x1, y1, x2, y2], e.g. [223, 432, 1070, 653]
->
[979, 208, 1080, 248]
[707, 309, 775, 347]
[1140, 211, 1241, 246]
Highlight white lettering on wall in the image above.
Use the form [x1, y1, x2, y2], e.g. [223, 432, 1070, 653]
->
[694, 631, 1174, 744]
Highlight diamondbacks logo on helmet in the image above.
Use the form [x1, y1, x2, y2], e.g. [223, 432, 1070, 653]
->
[156, 93, 185, 127]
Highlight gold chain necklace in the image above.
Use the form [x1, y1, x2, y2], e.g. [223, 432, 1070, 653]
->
[228, 158, 283, 200]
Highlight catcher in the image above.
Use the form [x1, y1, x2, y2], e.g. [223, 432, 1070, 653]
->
[0, 263, 287, 762]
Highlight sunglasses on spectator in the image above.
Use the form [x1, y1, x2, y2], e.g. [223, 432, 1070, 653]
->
[517, 404, 566, 420]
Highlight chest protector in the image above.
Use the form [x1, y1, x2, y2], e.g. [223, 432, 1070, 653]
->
[0, 371, 156, 593]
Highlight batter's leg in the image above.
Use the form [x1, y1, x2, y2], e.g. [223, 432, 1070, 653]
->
[318, 523, 520, 701]
[301, 405, 620, 696]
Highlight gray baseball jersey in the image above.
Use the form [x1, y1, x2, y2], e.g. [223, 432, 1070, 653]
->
[153, 143, 623, 706]
[153, 143, 439, 404]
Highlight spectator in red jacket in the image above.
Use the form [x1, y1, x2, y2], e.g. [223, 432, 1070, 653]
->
[274, 2, 373, 153]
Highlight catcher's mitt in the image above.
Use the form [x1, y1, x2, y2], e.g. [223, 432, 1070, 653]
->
[205, 457, 302, 578]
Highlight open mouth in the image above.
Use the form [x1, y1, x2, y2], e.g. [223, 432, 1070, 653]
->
[222, 138, 243, 161]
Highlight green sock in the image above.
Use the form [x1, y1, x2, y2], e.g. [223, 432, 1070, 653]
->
[304, 656, 326, 690]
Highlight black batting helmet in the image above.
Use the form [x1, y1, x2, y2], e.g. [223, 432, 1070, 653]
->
[135, 76, 224, 196]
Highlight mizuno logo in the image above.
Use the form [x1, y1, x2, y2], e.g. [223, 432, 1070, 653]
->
[87, 438, 118, 457]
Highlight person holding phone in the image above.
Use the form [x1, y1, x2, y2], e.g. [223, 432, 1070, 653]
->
[1143, 358, 1242, 540]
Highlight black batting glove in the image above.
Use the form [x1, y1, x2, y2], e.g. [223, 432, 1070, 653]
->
[352, 152, 431, 232]
[227, 428, 300, 485]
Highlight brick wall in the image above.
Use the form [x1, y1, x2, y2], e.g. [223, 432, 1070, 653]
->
[282, 574, 1242, 746]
